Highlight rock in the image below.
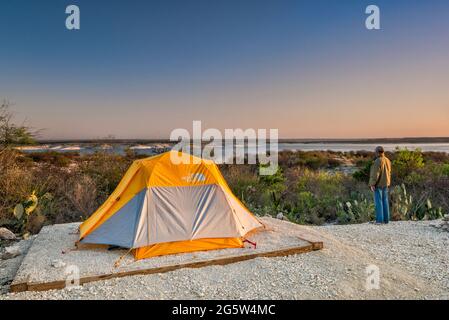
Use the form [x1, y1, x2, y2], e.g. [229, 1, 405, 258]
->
[276, 212, 284, 220]
[51, 259, 66, 268]
[1, 245, 22, 259]
[0, 227, 16, 240]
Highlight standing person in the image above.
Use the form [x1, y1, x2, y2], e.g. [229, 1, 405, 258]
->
[369, 146, 392, 224]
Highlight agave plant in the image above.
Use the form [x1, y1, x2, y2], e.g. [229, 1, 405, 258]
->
[415, 198, 443, 220]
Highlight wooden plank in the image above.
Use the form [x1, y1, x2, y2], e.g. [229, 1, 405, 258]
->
[10, 240, 322, 293]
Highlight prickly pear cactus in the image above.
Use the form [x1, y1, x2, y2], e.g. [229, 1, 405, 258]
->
[391, 184, 413, 220]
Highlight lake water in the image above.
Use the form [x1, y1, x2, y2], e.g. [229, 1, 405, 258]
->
[15, 142, 449, 155]
[278, 143, 449, 153]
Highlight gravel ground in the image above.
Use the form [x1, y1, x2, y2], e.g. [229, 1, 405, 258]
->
[0, 237, 35, 294]
[9, 218, 310, 286]
[1, 218, 448, 300]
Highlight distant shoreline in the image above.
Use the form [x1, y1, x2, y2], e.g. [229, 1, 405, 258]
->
[36, 137, 449, 145]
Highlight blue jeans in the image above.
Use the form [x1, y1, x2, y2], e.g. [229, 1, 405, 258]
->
[374, 187, 390, 223]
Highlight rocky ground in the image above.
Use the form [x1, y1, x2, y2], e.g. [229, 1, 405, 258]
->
[0, 236, 36, 294]
[0, 218, 448, 300]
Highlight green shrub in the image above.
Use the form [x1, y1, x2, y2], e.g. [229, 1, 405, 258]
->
[278, 151, 337, 170]
[80, 152, 132, 197]
[353, 161, 373, 183]
[289, 170, 351, 224]
[441, 164, 449, 177]
[286, 191, 324, 225]
[258, 166, 286, 210]
[393, 148, 424, 179]
[220, 163, 259, 207]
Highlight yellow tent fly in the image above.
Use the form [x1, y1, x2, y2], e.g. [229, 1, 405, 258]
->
[79, 150, 264, 260]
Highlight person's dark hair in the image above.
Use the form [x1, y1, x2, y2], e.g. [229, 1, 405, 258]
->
[375, 146, 385, 154]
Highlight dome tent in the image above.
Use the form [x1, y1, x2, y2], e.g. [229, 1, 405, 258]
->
[78, 151, 264, 260]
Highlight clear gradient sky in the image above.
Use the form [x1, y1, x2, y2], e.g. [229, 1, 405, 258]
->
[1, 0, 449, 139]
